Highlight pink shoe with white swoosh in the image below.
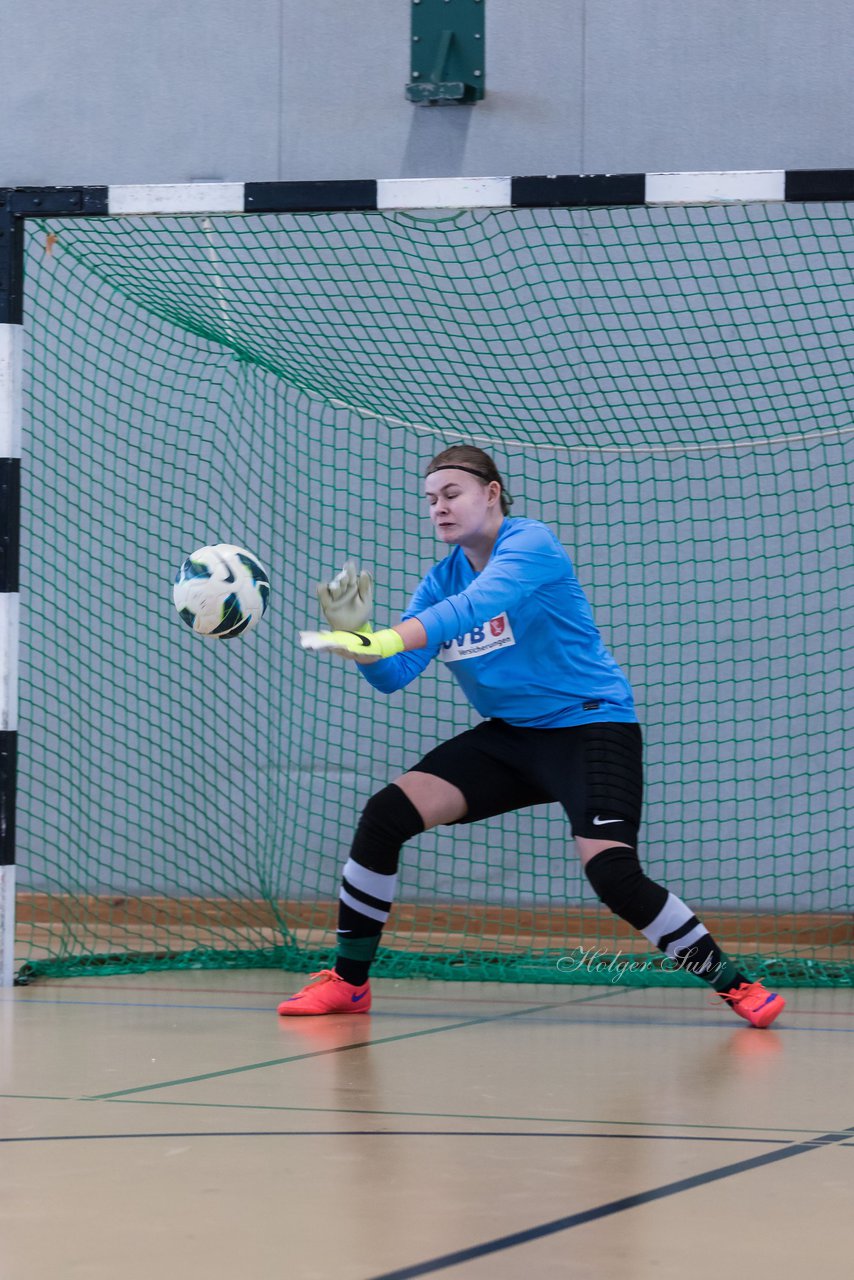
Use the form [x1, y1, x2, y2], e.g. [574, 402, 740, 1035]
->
[277, 969, 371, 1016]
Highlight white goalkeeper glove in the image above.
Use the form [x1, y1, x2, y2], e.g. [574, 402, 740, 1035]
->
[316, 561, 374, 631]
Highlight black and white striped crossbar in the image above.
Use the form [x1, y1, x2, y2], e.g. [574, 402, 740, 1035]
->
[2, 167, 854, 229]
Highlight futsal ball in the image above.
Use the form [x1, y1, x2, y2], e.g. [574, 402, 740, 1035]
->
[173, 544, 271, 638]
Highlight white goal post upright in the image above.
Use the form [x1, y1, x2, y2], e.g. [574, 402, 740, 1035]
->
[0, 167, 851, 985]
[0, 322, 20, 986]
[0, 223, 23, 988]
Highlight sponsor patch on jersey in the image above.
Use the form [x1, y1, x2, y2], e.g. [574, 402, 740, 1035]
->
[439, 613, 516, 662]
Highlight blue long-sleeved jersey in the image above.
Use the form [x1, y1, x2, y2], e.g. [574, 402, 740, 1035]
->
[360, 517, 637, 728]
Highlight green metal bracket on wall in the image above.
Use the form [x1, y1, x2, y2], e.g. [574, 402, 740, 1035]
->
[406, 0, 485, 105]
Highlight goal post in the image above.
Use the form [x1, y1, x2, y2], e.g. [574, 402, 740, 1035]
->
[0, 227, 23, 989]
[2, 171, 852, 988]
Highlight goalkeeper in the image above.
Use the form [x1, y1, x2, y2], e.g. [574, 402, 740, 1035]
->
[279, 443, 785, 1029]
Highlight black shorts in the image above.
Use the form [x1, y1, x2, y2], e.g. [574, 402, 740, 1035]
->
[410, 719, 643, 841]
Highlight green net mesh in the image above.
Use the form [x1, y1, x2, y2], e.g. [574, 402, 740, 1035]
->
[15, 201, 853, 986]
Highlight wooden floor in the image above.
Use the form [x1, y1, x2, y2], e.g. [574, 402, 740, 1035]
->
[2, 971, 853, 1279]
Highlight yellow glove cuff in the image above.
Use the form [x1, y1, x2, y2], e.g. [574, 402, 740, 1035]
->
[299, 627, 404, 660]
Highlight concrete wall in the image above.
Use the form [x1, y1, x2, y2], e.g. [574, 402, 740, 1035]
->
[2, 1, 854, 187]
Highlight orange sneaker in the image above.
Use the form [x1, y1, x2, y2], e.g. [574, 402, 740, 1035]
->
[720, 980, 785, 1028]
[277, 969, 371, 1016]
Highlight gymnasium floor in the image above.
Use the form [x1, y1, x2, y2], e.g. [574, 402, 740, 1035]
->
[2, 972, 853, 1279]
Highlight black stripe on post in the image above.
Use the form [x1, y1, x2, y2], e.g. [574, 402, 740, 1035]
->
[0, 201, 25, 325]
[1, 186, 109, 324]
[512, 173, 646, 208]
[244, 180, 378, 213]
[0, 459, 20, 594]
[6, 186, 109, 218]
[0, 731, 15, 866]
[785, 170, 854, 202]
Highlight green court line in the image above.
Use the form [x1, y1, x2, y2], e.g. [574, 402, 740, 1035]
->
[104, 1097, 835, 1137]
[0, 1090, 833, 1138]
[0, 1093, 78, 1102]
[83, 991, 619, 1101]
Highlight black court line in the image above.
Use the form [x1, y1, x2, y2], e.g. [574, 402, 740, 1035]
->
[363, 1123, 854, 1280]
[10, 997, 854, 1034]
[84, 989, 622, 1101]
[0, 1130, 810, 1147]
[22, 983, 854, 1018]
[14, 981, 558, 1005]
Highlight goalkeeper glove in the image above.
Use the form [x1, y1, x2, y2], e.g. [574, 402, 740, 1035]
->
[316, 562, 374, 631]
[299, 627, 404, 663]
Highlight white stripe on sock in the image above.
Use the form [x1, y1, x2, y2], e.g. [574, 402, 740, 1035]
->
[338, 887, 389, 925]
[342, 857, 398, 905]
[642, 891, 701, 956]
[665, 922, 710, 957]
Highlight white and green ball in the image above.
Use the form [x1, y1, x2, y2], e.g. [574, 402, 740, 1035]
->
[173, 544, 270, 638]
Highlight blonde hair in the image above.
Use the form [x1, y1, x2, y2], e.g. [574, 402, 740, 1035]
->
[425, 445, 513, 516]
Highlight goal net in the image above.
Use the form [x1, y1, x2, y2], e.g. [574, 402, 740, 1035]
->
[15, 197, 853, 986]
